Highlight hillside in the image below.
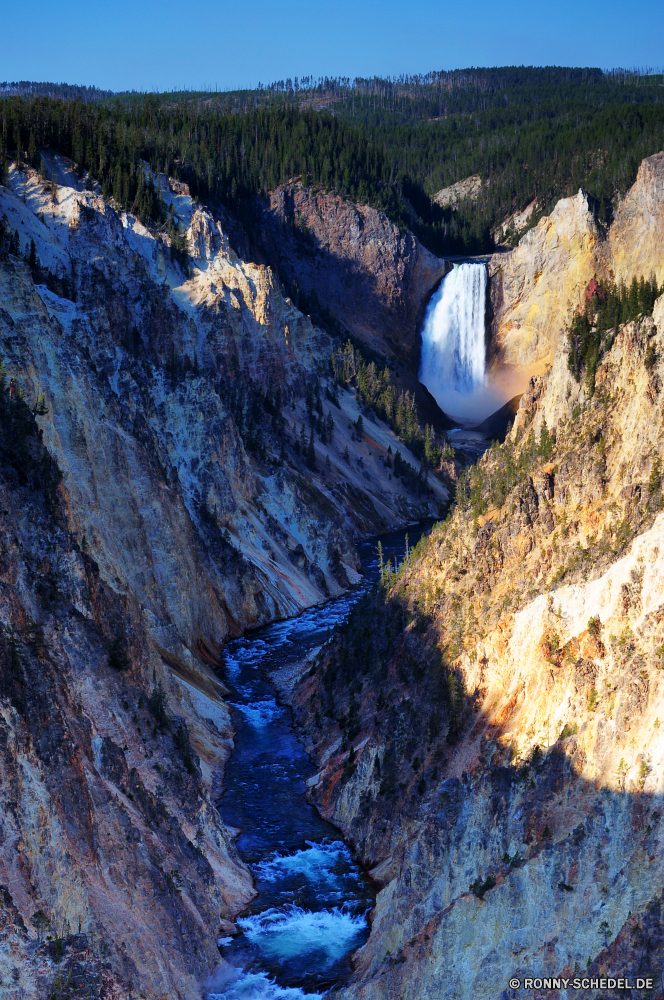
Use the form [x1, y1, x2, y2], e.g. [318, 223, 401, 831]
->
[4, 67, 664, 258]
[0, 156, 448, 997]
[2, 71, 664, 1000]
[275, 156, 664, 1000]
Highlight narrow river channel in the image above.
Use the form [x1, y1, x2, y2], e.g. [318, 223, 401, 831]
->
[207, 524, 432, 999]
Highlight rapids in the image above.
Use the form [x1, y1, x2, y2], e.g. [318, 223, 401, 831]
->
[208, 526, 430, 999]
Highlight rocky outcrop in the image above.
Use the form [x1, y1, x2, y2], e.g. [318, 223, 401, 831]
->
[433, 175, 482, 209]
[0, 162, 449, 997]
[282, 294, 664, 999]
[488, 190, 610, 370]
[488, 151, 664, 372]
[610, 152, 664, 287]
[0, 387, 253, 999]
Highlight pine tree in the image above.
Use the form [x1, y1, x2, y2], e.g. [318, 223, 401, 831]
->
[306, 429, 316, 471]
[26, 238, 39, 272]
[27, 130, 38, 168]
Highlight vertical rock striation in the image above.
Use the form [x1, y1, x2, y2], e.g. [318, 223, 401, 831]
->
[282, 288, 664, 998]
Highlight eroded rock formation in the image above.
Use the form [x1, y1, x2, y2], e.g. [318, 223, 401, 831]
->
[282, 292, 664, 999]
[0, 161, 447, 997]
[253, 181, 449, 375]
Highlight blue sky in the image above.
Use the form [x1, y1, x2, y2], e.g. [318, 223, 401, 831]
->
[3, 0, 663, 92]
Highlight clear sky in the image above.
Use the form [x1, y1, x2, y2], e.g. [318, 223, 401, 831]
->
[2, 0, 663, 93]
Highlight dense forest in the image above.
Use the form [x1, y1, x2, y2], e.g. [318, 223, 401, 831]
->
[3, 67, 664, 255]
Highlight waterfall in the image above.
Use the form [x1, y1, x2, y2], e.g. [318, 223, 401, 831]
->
[419, 262, 489, 420]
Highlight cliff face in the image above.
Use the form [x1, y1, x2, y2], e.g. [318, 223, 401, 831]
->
[0, 162, 448, 997]
[0, 387, 253, 999]
[282, 293, 664, 999]
[488, 151, 664, 372]
[252, 181, 449, 397]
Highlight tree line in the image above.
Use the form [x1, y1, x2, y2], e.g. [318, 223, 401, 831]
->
[3, 66, 664, 256]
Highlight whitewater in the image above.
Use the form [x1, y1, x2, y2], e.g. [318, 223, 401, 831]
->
[419, 262, 498, 422]
[207, 527, 429, 1000]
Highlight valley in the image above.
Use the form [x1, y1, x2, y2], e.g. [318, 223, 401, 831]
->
[1, 72, 664, 1000]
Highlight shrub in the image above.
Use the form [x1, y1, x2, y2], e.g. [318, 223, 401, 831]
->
[173, 722, 196, 774]
[470, 875, 496, 899]
[148, 683, 170, 731]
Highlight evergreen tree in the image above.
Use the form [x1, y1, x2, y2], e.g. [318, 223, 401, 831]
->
[26, 238, 39, 271]
[306, 429, 316, 471]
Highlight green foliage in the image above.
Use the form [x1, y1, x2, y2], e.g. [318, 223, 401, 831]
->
[645, 342, 658, 371]
[457, 428, 547, 518]
[567, 276, 661, 393]
[470, 874, 496, 899]
[173, 722, 196, 774]
[32, 909, 50, 940]
[332, 340, 443, 472]
[5, 69, 664, 255]
[648, 456, 662, 502]
[148, 683, 170, 731]
[0, 214, 21, 259]
[559, 722, 578, 741]
[225, 375, 286, 460]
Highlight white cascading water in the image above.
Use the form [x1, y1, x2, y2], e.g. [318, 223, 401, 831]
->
[419, 262, 492, 422]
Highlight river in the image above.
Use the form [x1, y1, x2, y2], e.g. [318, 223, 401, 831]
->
[207, 523, 432, 999]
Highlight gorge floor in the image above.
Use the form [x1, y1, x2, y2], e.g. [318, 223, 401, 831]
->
[212, 526, 430, 999]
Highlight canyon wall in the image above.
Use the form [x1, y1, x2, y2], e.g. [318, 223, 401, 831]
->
[488, 151, 664, 372]
[0, 162, 447, 997]
[257, 181, 448, 366]
[249, 181, 452, 428]
[283, 292, 664, 999]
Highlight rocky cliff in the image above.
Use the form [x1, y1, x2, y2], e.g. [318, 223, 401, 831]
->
[281, 291, 664, 999]
[0, 160, 448, 998]
[257, 181, 447, 365]
[248, 180, 451, 426]
[488, 151, 664, 374]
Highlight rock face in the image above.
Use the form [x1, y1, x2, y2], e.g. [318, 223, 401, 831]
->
[610, 152, 664, 287]
[0, 163, 448, 997]
[488, 151, 664, 371]
[282, 293, 664, 999]
[254, 181, 448, 370]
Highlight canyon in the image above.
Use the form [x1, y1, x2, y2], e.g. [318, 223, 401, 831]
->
[0, 157, 445, 998]
[1, 143, 664, 1000]
[278, 157, 664, 999]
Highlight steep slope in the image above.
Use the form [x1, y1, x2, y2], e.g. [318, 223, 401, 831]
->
[0, 161, 449, 998]
[488, 151, 664, 373]
[281, 293, 664, 999]
[0, 385, 253, 999]
[248, 180, 451, 426]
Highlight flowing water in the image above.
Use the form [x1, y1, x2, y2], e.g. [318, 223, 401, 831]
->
[208, 525, 431, 1000]
[419, 261, 494, 423]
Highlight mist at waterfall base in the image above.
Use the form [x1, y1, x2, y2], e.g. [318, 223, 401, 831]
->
[419, 262, 501, 424]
